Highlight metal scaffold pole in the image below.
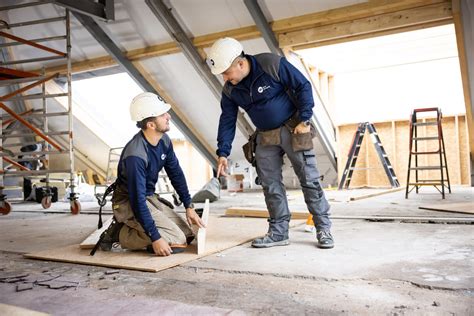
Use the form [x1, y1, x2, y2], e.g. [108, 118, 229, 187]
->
[0, 3, 80, 214]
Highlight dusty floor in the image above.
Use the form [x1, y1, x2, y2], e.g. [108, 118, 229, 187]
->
[0, 186, 473, 315]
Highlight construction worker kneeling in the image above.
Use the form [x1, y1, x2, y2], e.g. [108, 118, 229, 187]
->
[99, 92, 205, 256]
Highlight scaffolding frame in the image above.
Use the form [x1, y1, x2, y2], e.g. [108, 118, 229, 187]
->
[0, 3, 79, 214]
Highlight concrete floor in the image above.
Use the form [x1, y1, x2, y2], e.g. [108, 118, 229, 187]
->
[0, 186, 473, 315]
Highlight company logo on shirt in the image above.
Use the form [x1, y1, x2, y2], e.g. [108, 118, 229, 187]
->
[257, 85, 271, 93]
[161, 154, 166, 160]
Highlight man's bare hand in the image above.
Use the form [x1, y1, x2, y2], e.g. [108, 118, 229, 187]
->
[217, 156, 228, 177]
[293, 122, 311, 134]
[186, 208, 205, 228]
[152, 238, 172, 256]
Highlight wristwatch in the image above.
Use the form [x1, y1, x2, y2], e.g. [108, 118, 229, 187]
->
[303, 120, 311, 126]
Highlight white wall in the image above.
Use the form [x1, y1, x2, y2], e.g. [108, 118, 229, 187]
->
[333, 57, 465, 125]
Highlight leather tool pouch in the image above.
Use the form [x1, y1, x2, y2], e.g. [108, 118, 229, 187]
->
[289, 123, 316, 152]
[242, 131, 258, 166]
[291, 131, 314, 152]
[259, 127, 281, 146]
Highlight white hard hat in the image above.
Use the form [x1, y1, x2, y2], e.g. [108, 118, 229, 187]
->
[130, 92, 171, 121]
[207, 37, 243, 75]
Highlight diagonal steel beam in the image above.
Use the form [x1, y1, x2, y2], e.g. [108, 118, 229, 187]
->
[72, 12, 217, 168]
[243, 0, 283, 56]
[145, 0, 254, 138]
[52, 0, 114, 21]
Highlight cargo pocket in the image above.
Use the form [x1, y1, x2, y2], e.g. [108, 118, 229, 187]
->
[292, 132, 313, 152]
[303, 152, 321, 184]
[259, 128, 281, 146]
[112, 200, 134, 224]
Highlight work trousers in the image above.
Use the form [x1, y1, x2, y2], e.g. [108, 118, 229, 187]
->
[255, 125, 331, 238]
[112, 187, 193, 249]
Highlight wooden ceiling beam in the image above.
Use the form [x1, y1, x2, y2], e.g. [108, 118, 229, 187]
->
[279, 2, 453, 48]
[293, 19, 450, 50]
[36, 0, 451, 76]
[271, 0, 449, 33]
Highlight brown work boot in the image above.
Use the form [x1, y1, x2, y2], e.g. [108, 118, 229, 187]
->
[99, 221, 123, 251]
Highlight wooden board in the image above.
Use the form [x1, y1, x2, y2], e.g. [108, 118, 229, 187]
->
[0, 303, 48, 316]
[349, 187, 404, 201]
[419, 202, 474, 215]
[79, 216, 113, 249]
[225, 207, 308, 219]
[196, 199, 210, 255]
[24, 215, 305, 272]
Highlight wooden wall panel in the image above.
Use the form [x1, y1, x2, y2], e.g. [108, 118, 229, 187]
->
[337, 115, 470, 188]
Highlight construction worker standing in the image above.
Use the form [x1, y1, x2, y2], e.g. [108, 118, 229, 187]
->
[100, 92, 205, 256]
[206, 37, 334, 249]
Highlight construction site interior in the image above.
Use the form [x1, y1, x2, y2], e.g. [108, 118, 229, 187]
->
[0, 0, 472, 315]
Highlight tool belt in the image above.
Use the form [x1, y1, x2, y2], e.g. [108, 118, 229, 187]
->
[242, 111, 317, 163]
[259, 111, 316, 152]
[242, 131, 258, 166]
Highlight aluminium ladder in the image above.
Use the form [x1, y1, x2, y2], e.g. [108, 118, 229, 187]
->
[339, 122, 399, 190]
[405, 107, 451, 199]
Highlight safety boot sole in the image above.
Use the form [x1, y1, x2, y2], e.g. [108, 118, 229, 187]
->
[316, 242, 334, 249]
[251, 239, 290, 248]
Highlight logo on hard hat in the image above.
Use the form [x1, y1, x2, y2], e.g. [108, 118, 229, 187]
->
[210, 59, 215, 66]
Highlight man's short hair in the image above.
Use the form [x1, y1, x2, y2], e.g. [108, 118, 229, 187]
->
[136, 116, 156, 130]
[233, 52, 245, 64]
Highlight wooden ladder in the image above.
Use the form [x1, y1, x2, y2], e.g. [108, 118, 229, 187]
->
[405, 107, 451, 199]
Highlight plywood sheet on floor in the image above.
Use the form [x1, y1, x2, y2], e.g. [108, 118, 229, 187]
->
[419, 202, 474, 214]
[25, 215, 304, 272]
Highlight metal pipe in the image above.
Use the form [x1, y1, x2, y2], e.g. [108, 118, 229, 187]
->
[3, 109, 34, 126]
[0, 169, 72, 176]
[66, 10, 75, 197]
[0, 55, 66, 66]
[0, 31, 66, 56]
[0, 73, 59, 101]
[0, 102, 63, 151]
[2, 157, 30, 171]
[2, 93, 68, 102]
[1, 151, 69, 159]
[0, 35, 66, 48]
[0, 75, 58, 86]
[1, 131, 69, 139]
[0, 17, 66, 30]
[1, 111, 69, 119]
[0, 1, 54, 11]
[2, 140, 44, 148]
[42, 67, 50, 185]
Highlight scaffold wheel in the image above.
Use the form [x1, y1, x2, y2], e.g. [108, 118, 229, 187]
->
[41, 196, 52, 209]
[70, 200, 81, 215]
[0, 201, 11, 215]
